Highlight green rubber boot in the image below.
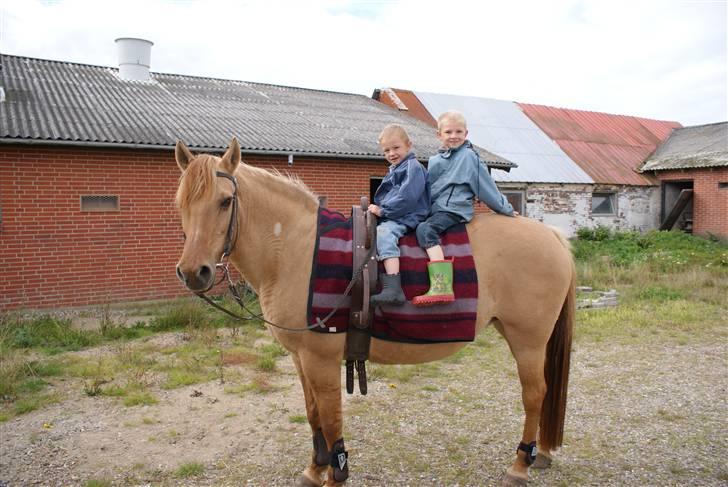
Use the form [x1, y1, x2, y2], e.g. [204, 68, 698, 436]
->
[370, 273, 406, 306]
[412, 260, 455, 307]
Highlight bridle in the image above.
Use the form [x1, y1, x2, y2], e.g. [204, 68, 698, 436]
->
[189, 170, 375, 332]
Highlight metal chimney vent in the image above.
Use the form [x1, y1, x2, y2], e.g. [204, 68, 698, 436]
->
[115, 37, 153, 81]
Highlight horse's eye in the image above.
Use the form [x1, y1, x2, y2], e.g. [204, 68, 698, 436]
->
[182, 232, 186, 242]
[220, 197, 233, 209]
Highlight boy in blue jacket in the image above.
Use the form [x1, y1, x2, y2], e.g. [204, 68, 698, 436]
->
[413, 111, 516, 306]
[368, 124, 430, 306]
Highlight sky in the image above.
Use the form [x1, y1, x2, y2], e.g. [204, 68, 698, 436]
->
[1, 0, 726, 127]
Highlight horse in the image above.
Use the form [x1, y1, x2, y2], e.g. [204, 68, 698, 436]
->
[174, 139, 575, 487]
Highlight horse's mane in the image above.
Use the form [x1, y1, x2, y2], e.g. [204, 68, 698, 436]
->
[176, 154, 319, 209]
[176, 155, 218, 209]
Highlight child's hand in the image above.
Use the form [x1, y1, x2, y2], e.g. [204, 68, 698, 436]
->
[368, 204, 382, 216]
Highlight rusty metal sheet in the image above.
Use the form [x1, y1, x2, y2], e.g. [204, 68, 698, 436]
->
[519, 103, 681, 185]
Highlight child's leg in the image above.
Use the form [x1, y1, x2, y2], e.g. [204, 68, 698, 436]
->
[382, 257, 399, 275]
[371, 221, 408, 306]
[413, 212, 461, 306]
[415, 212, 461, 261]
[425, 246, 444, 261]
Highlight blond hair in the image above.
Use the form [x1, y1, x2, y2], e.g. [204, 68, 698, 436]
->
[437, 111, 468, 130]
[378, 124, 411, 145]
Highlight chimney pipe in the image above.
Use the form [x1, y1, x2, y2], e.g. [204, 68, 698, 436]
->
[115, 37, 153, 81]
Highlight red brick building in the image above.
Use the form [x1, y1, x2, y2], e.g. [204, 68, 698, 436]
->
[0, 54, 513, 311]
[640, 122, 728, 237]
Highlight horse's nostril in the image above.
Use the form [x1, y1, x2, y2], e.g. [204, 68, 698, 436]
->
[176, 266, 185, 283]
[198, 265, 212, 282]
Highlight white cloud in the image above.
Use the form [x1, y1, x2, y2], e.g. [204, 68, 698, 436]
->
[1, 0, 725, 125]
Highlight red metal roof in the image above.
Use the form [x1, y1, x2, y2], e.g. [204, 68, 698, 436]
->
[518, 103, 682, 185]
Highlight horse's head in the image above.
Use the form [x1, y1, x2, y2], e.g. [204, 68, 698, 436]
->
[174, 138, 241, 292]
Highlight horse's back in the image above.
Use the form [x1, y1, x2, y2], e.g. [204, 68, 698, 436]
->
[467, 213, 573, 333]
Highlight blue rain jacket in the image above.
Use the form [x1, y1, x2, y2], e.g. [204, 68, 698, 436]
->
[373, 152, 430, 229]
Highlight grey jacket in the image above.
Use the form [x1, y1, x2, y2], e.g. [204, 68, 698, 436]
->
[427, 141, 514, 221]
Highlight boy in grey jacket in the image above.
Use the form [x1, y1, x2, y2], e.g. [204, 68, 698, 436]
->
[413, 111, 516, 306]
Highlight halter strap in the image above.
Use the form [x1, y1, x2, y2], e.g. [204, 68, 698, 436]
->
[215, 171, 238, 259]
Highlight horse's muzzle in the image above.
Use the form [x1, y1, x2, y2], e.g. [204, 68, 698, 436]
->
[176, 264, 214, 292]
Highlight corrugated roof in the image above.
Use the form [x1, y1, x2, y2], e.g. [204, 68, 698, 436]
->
[0, 55, 515, 169]
[413, 91, 594, 183]
[519, 103, 681, 185]
[641, 122, 728, 171]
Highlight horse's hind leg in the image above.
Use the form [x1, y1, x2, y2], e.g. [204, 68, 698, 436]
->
[496, 325, 548, 486]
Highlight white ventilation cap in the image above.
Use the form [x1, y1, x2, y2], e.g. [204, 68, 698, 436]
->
[115, 37, 153, 81]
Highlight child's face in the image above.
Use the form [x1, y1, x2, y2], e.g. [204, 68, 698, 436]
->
[437, 120, 468, 149]
[380, 135, 412, 165]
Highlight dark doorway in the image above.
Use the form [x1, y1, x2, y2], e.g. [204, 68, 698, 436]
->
[661, 181, 694, 232]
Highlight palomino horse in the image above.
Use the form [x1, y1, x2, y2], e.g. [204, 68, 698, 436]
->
[174, 139, 574, 486]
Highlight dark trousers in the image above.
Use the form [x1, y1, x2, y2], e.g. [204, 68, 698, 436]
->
[415, 211, 462, 249]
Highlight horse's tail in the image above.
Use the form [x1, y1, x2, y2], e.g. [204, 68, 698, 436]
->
[539, 232, 575, 452]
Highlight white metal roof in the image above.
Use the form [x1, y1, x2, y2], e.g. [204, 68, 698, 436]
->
[414, 92, 594, 183]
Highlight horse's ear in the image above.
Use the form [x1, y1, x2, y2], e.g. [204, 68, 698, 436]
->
[175, 141, 195, 172]
[220, 138, 241, 174]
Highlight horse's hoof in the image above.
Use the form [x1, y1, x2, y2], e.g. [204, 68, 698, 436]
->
[502, 472, 529, 487]
[295, 473, 322, 487]
[532, 452, 553, 469]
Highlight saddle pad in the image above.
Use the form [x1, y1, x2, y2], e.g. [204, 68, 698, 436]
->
[308, 207, 477, 344]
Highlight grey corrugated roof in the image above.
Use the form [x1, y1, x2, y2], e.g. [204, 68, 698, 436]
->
[0, 55, 515, 170]
[640, 122, 728, 171]
[413, 91, 594, 184]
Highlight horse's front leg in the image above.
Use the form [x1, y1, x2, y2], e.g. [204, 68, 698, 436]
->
[292, 351, 348, 486]
[292, 353, 329, 487]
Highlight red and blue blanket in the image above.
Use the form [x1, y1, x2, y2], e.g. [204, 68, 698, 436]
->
[307, 208, 478, 344]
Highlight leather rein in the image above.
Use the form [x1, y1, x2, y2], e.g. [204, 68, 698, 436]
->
[191, 170, 374, 333]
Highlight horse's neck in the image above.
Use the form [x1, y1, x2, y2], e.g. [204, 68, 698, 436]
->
[231, 166, 318, 303]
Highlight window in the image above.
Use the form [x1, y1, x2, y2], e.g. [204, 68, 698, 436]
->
[502, 191, 525, 215]
[592, 192, 616, 215]
[719, 182, 728, 189]
[81, 195, 119, 212]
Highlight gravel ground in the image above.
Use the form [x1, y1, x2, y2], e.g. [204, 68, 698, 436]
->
[1, 327, 726, 486]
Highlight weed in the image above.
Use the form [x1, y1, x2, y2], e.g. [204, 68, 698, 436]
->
[176, 462, 205, 478]
[123, 391, 158, 407]
[288, 414, 307, 424]
[84, 480, 112, 487]
[256, 355, 276, 371]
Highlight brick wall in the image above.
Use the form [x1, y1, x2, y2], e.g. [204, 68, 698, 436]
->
[0, 145, 388, 311]
[655, 167, 728, 237]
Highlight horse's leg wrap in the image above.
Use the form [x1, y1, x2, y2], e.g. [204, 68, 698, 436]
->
[329, 438, 349, 482]
[517, 441, 538, 466]
[312, 428, 329, 467]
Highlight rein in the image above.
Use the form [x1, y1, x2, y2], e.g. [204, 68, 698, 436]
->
[191, 170, 375, 333]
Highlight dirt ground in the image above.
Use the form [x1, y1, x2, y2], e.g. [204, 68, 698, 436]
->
[1, 323, 726, 486]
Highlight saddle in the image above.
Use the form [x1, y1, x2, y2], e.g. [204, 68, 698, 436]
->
[345, 197, 378, 395]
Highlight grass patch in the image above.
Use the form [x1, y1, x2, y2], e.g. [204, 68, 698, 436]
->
[175, 462, 205, 478]
[123, 391, 158, 407]
[84, 480, 112, 487]
[288, 414, 307, 424]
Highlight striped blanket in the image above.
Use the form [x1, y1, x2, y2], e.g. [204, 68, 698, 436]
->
[308, 208, 478, 344]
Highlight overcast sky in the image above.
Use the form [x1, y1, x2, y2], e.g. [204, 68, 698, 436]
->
[1, 0, 725, 126]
